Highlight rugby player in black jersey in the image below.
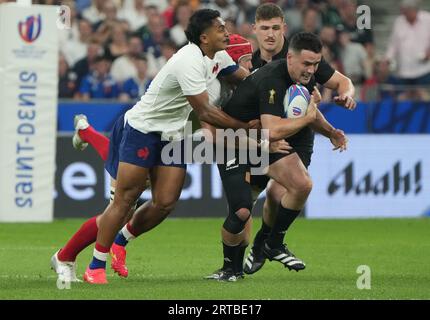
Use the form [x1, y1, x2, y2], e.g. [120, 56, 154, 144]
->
[211, 31, 356, 279]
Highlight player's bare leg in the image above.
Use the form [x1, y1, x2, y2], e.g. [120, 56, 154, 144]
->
[110, 165, 186, 277]
[126, 166, 186, 234]
[84, 162, 149, 284]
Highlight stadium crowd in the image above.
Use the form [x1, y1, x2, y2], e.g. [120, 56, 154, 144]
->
[3, 0, 428, 101]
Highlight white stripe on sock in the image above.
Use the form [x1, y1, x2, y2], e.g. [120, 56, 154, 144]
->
[121, 225, 136, 241]
[93, 249, 108, 261]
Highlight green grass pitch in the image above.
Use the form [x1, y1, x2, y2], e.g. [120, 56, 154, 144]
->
[0, 218, 429, 300]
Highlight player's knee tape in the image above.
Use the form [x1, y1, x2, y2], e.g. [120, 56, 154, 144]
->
[223, 209, 251, 234]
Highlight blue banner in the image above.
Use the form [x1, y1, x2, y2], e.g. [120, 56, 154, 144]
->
[58, 100, 430, 134]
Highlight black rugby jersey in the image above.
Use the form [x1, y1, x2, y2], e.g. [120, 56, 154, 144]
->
[223, 58, 335, 151]
[251, 37, 289, 71]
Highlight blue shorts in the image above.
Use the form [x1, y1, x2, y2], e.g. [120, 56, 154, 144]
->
[105, 116, 186, 179]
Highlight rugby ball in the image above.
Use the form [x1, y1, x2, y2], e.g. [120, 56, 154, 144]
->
[283, 84, 311, 118]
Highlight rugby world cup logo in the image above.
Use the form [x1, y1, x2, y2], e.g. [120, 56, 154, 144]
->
[18, 14, 42, 43]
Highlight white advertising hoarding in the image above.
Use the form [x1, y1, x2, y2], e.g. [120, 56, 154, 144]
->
[0, 4, 58, 221]
[307, 135, 430, 218]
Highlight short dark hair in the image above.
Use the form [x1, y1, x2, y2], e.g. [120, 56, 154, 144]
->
[185, 9, 220, 46]
[255, 3, 284, 22]
[289, 32, 322, 54]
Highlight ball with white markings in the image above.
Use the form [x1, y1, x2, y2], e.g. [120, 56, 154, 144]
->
[283, 84, 311, 118]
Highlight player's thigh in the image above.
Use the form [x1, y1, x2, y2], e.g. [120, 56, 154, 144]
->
[267, 153, 311, 191]
[114, 162, 149, 204]
[150, 165, 186, 206]
[265, 179, 286, 203]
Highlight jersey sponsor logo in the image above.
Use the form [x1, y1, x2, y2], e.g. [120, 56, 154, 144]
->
[269, 89, 276, 104]
[137, 147, 150, 160]
[212, 63, 219, 74]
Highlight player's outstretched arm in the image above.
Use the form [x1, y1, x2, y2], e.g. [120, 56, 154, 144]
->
[187, 91, 256, 130]
[221, 66, 250, 85]
[323, 71, 356, 110]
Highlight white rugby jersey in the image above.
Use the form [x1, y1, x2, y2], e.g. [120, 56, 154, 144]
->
[125, 43, 236, 140]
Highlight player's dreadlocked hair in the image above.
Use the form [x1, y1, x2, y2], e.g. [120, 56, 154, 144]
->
[289, 32, 323, 54]
[185, 9, 221, 46]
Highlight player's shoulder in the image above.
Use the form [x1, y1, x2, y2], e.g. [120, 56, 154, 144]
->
[214, 50, 230, 60]
[251, 60, 288, 85]
[172, 43, 204, 63]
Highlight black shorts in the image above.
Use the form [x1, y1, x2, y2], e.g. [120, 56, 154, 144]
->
[217, 147, 313, 191]
[269, 147, 313, 168]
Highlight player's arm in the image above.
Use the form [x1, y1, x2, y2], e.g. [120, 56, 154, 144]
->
[307, 87, 348, 152]
[315, 59, 356, 110]
[186, 92, 258, 130]
[307, 86, 334, 136]
[261, 92, 319, 142]
[218, 50, 250, 85]
[259, 79, 317, 142]
[310, 109, 348, 152]
[221, 66, 250, 85]
[200, 120, 291, 154]
[261, 101, 317, 142]
[323, 71, 356, 110]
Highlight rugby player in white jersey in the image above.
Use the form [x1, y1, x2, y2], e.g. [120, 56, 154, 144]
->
[83, 9, 259, 284]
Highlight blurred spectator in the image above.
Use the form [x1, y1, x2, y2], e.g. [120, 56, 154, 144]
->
[361, 59, 398, 101]
[61, 18, 93, 67]
[111, 35, 144, 84]
[225, 18, 239, 35]
[337, 0, 374, 52]
[319, 25, 339, 60]
[338, 30, 371, 86]
[93, 1, 122, 44]
[204, 0, 239, 21]
[104, 23, 130, 61]
[162, 0, 200, 28]
[78, 56, 120, 100]
[75, 0, 92, 14]
[284, 0, 309, 34]
[384, 0, 430, 101]
[119, 55, 152, 101]
[58, 54, 78, 99]
[135, 6, 168, 58]
[320, 0, 343, 27]
[289, 7, 321, 37]
[234, 0, 259, 25]
[170, 1, 193, 48]
[147, 40, 178, 78]
[145, 0, 169, 12]
[82, 0, 106, 25]
[119, 0, 148, 31]
[238, 22, 254, 38]
[73, 40, 104, 88]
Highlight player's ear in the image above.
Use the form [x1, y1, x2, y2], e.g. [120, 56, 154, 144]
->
[286, 51, 293, 63]
[200, 33, 209, 45]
